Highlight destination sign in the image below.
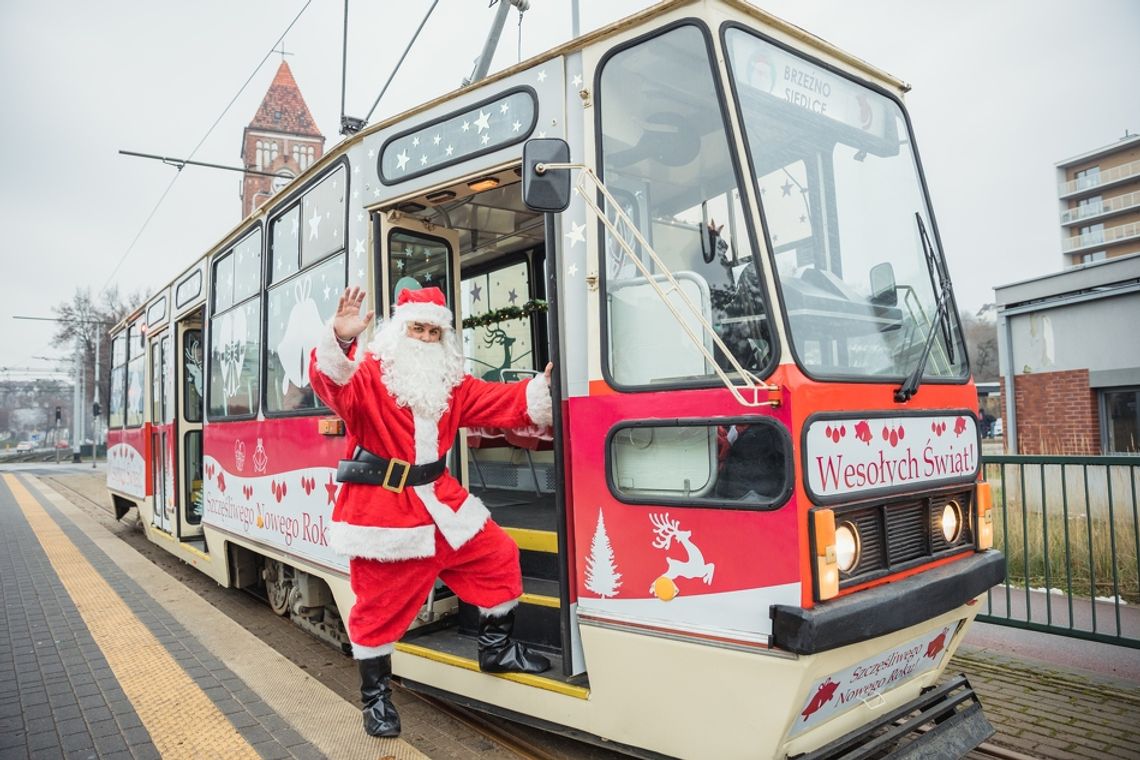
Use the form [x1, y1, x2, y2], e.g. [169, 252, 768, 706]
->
[379, 88, 536, 184]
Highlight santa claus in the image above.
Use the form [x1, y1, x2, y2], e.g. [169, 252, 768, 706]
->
[309, 285, 553, 738]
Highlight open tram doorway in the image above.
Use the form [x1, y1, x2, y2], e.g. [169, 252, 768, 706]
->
[376, 166, 574, 675]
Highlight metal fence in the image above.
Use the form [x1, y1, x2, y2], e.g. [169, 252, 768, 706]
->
[978, 454, 1140, 649]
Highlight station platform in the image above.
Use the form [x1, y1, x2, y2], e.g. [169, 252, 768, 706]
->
[0, 469, 427, 760]
[2, 464, 1139, 760]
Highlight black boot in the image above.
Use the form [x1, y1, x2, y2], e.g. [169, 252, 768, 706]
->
[477, 609, 551, 674]
[359, 655, 401, 737]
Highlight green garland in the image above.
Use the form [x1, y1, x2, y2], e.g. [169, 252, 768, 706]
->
[462, 299, 548, 329]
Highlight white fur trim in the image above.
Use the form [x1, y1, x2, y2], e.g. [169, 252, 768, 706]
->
[413, 414, 439, 466]
[314, 323, 364, 386]
[414, 486, 490, 550]
[351, 641, 395, 659]
[478, 599, 520, 618]
[329, 521, 436, 561]
[393, 301, 453, 327]
[525, 375, 553, 427]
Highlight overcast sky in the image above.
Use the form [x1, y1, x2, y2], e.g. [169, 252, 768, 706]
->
[2, 0, 1137, 379]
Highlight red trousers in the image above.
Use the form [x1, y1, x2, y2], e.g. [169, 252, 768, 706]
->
[347, 520, 522, 650]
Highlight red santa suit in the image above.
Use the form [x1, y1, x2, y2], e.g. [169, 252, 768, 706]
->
[309, 288, 552, 659]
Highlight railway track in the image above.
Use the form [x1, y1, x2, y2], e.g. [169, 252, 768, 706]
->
[39, 471, 1035, 760]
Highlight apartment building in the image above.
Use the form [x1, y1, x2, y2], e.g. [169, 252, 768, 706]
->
[1057, 131, 1140, 267]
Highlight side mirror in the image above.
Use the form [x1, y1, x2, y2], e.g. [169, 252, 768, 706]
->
[869, 262, 897, 307]
[522, 138, 572, 213]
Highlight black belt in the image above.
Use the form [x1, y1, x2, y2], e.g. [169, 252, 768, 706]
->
[336, 446, 446, 493]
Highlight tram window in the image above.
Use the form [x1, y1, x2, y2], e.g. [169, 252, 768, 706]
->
[266, 253, 345, 413]
[109, 334, 127, 428]
[151, 337, 167, 423]
[598, 24, 772, 389]
[212, 229, 262, 314]
[388, 230, 452, 308]
[270, 205, 301, 285]
[608, 419, 791, 509]
[126, 324, 145, 428]
[175, 270, 202, 309]
[300, 166, 346, 268]
[461, 258, 538, 380]
[184, 430, 203, 525]
[183, 329, 204, 423]
[207, 297, 261, 418]
[146, 296, 167, 327]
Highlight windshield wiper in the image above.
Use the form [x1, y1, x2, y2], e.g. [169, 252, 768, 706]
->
[895, 212, 955, 403]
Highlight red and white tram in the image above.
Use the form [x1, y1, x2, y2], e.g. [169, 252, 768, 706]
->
[106, 1, 1004, 757]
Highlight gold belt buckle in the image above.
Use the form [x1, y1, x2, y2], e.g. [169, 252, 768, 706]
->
[382, 458, 411, 493]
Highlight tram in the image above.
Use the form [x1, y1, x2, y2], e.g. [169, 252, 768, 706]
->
[105, 1, 1005, 757]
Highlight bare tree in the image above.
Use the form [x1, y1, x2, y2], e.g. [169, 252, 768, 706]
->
[49, 286, 145, 434]
[960, 308, 999, 382]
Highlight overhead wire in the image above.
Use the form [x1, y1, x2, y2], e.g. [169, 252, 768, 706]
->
[101, 0, 314, 293]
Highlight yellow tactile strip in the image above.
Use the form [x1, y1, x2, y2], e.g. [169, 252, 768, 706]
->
[4, 474, 260, 759]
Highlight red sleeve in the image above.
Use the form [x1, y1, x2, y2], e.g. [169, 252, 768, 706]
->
[454, 374, 552, 430]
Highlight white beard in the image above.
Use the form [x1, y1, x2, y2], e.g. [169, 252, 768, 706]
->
[369, 319, 465, 421]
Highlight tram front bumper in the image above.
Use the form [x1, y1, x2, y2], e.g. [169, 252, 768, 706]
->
[771, 550, 1006, 655]
[789, 675, 995, 760]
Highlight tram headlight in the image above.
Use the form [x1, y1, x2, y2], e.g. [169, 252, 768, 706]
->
[835, 522, 860, 573]
[940, 500, 963, 544]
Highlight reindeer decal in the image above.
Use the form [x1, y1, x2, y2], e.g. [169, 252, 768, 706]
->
[480, 325, 517, 380]
[648, 513, 715, 601]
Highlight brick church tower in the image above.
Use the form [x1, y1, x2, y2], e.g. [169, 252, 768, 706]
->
[240, 60, 325, 217]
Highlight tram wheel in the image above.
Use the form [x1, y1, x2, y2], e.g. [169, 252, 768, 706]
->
[264, 559, 291, 616]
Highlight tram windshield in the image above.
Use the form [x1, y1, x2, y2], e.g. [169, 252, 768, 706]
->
[724, 28, 967, 382]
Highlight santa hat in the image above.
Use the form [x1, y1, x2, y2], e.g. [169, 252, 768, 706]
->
[391, 286, 453, 328]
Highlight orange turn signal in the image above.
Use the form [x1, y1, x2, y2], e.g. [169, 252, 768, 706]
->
[812, 509, 839, 600]
[976, 481, 994, 550]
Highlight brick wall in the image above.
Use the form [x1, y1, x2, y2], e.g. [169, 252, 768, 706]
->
[1005, 368, 1100, 454]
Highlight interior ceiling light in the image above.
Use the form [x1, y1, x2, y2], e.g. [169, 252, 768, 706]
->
[426, 190, 457, 203]
[467, 176, 500, 193]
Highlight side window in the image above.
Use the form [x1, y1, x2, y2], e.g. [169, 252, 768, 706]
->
[185, 431, 203, 524]
[461, 258, 539, 381]
[126, 324, 146, 427]
[266, 254, 345, 412]
[609, 419, 791, 509]
[209, 229, 262, 419]
[109, 334, 126, 428]
[150, 337, 166, 422]
[598, 24, 771, 388]
[266, 167, 349, 414]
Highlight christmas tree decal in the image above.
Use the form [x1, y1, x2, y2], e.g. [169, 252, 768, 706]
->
[585, 509, 623, 598]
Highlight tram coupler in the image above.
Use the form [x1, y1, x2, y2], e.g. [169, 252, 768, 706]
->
[789, 675, 994, 760]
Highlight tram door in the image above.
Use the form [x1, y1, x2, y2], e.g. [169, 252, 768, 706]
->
[149, 333, 174, 533]
[376, 212, 463, 468]
[177, 318, 205, 541]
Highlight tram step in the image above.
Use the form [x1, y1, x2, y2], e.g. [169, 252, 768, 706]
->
[456, 577, 562, 653]
[502, 527, 559, 581]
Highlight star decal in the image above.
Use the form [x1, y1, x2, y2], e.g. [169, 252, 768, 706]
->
[445, 144, 454, 156]
[500, 102, 510, 114]
[481, 134, 490, 145]
[433, 134, 441, 145]
[508, 288, 518, 304]
[572, 73, 583, 88]
[512, 120, 522, 132]
[323, 285, 332, 300]
[462, 120, 470, 132]
[474, 110, 491, 133]
[395, 150, 410, 171]
[565, 221, 586, 247]
[537, 131, 546, 138]
[567, 263, 579, 277]
[537, 69, 547, 83]
[470, 283, 482, 301]
[354, 238, 365, 257]
[420, 154, 428, 166]
[308, 209, 322, 240]
[367, 149, 375, 159]
[412, 136, 420, 147]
